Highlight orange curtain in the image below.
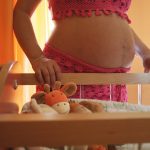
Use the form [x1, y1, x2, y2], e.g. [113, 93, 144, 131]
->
[0, 0, 51, 109]
[0, 0, 25, 110]
[0, 0, 15, 64]
[0, 0, 25, 69]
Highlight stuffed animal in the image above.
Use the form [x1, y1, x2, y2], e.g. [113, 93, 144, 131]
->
[31, 81, 77, 114]
[22, 81, 77, 114]
[44, 81, 77, 114]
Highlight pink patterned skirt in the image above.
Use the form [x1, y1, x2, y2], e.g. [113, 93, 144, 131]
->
[37, 44, 131, 102]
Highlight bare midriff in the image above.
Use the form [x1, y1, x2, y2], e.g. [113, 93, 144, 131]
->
[48, 13, 135, 68]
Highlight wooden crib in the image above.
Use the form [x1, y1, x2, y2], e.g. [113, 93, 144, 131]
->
[0, 61, 150, 147]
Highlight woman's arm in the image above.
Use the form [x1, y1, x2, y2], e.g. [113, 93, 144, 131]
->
[13, 0, 42, 60]
[13, 0, 61, 86]
[132, 29, 150, 72]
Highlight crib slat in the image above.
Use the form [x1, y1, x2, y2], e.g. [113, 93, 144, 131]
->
[10, 72, 150, 85]
[0, 112, 150, 147]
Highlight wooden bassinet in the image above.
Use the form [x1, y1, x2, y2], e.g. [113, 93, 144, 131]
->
[0, 61, 150, 147]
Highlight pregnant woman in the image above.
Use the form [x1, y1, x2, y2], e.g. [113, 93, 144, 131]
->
[13, 0, 150, 102]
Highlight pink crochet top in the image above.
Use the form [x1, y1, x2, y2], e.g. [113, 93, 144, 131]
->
[49, 0, 132, 23]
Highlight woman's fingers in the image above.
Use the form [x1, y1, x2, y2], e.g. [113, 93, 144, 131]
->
[32, 58, 62, 87]
[41, 67, 51, 85]
[53, 60, 62, 81]
[35, 70, 44, 84]
[47, 64, 56, 87]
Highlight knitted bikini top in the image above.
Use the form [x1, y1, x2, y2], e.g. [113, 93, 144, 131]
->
[49, 0, 132, 23]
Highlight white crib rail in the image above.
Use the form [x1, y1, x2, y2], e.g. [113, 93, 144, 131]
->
[9, 72, 150, 86]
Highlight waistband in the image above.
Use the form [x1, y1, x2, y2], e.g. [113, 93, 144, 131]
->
[43, 44, 131, 73]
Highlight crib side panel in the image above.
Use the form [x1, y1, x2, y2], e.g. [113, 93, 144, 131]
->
[0, 113, 150, 146]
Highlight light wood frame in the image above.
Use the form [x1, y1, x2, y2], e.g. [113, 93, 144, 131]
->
[0, 61, 150, 147]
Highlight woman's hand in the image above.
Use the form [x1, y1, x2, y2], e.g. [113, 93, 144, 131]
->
[30, 55, 62, 87]
[143, 55, 150, 73]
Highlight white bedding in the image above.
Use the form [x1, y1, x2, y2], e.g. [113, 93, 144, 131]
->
[71, 98, 150, 112]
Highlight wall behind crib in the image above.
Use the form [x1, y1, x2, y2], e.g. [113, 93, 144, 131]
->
[128, 0, 150, 105]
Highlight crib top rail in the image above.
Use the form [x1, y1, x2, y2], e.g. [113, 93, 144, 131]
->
[1, 61, 150, 88]
[10, 72, 150, 86]
[0, 112, 150, 147]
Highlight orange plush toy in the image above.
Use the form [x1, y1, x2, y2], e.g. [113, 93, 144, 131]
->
[44, 81, 77, 114]
[31, 81, 77, 114]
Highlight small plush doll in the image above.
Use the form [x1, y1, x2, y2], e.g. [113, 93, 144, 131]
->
[22, 81, 77, 115]
[44, 81, 77, 114]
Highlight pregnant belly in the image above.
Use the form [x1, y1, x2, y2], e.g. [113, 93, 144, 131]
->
[49, 13, 135, 68]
